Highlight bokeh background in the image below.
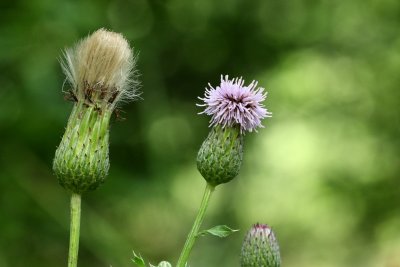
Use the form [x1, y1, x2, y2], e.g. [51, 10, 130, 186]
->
[1, 0, 400, 266]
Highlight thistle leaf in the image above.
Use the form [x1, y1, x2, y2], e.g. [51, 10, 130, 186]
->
[197, 225, 239, 238]
[131, 250, 146, 267]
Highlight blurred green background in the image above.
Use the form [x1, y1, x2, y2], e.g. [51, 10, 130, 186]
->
[1, 0, 400, 266]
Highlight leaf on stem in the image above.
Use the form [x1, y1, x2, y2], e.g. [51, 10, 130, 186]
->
[197, 225, 239, 238]
[131, 250, 146, 267]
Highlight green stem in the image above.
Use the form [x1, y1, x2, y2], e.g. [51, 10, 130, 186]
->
[68, 193, 81, 267]
[176, 183, 215, 267]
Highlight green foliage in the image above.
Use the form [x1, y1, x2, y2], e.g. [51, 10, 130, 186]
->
[132, 251, 171, 267]
[131, 251, 146, 266]
[197, 225, 239, 238]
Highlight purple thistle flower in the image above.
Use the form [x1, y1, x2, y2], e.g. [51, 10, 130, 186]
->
[198, 75, 271, 133]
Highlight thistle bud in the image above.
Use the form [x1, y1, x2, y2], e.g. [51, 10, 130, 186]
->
[53, 29, 138, 193]
[197, 75, 271, 186]
[240, 224, 281, 267]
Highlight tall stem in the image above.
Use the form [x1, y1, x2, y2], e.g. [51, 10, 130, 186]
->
[176, 183, 215, 267]
[68, 193, 81, 267]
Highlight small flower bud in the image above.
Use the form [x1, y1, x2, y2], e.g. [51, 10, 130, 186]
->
[197, 125, 243, 186]
[240, 224, 281, 267]
[53, 29, 138, 193]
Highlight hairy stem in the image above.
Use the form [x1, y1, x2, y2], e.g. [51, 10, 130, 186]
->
[176, 183, 215, 267]
[68, 193, 81, 267]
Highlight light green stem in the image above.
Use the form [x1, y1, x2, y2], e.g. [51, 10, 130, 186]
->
[176, 183, 215, 267]
[68, 193, 81, 267]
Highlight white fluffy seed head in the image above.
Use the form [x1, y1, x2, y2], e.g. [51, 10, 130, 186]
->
[61, 28, 139, 110]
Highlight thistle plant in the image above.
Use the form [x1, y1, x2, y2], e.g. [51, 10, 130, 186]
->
[176, 75, 271, 267]
[53, 29, 138, 267]
[240, 224, 281, 267]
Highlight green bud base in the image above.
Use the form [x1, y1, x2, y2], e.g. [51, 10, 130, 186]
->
[53, 103, 111, 193]
[197, 125, 243, 186]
